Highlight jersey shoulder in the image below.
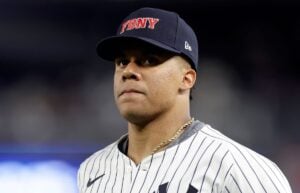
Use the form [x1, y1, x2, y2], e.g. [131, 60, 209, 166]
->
[78, 140, 119, 172]
[200, 124, 261, 156]
[77, 139, 120, 188]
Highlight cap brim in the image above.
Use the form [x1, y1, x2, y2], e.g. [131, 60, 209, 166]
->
[96, 36, 181, 61]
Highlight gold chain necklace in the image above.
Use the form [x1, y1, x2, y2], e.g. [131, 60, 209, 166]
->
[151, 117, 194, 154]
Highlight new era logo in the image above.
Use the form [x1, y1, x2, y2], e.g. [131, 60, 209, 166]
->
[185, 41, 192, 51]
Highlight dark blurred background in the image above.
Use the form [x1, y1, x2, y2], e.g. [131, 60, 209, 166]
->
[0, 0, 299, 192]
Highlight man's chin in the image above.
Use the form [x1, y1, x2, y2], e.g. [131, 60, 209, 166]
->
[120, 110, 153, 125]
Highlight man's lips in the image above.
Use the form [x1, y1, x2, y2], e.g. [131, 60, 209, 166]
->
[119, 89, 144, 97]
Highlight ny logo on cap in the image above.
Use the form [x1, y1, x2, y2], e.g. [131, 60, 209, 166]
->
[185, 41, 192, 51]
[120, 17, 160, 34]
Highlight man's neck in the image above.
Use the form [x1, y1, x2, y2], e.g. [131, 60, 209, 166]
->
[127, 113, 191, 164]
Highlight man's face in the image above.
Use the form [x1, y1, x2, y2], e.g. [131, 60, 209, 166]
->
[113, 45, 187, 124]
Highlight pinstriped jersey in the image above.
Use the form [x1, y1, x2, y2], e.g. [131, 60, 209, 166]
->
[77, 121, 292, 193]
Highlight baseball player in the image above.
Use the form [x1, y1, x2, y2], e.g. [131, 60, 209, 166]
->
[77, 7, 292, 193]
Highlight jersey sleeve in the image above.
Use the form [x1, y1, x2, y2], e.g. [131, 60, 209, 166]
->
[222, 152, 292, 193]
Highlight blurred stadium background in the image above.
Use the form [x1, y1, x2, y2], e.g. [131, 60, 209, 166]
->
[0, 0, 299, 192]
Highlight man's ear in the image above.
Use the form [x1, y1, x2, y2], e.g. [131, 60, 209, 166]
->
[180, 68, 197, 91]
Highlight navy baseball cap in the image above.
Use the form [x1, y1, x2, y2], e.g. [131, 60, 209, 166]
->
[97, 7, 199, 70]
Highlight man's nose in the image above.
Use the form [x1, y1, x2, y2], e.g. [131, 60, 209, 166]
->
[122, 60, 142, 81]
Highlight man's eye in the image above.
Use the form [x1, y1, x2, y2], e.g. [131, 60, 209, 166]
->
[143, 56, 160, 66]
[115, 58, 128, 67]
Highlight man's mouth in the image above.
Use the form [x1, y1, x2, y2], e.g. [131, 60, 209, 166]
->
[119, 89, 143, 97]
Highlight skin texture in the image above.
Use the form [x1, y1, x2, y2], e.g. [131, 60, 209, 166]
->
[113, 45, 196, 163]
